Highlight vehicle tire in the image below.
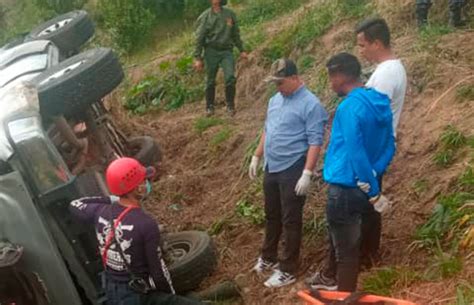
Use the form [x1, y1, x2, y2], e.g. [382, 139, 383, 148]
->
[27, 10, 94, 55]
[33, 48, 124, 117]
[164, 231, 217, 293]
[127, 136, 162, 167]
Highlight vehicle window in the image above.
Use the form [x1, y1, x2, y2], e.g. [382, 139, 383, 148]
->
[8, 117, 72, 194]
[0, 54, 48, 88]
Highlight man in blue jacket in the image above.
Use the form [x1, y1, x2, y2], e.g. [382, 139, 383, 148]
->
[307, 53, 395, 292]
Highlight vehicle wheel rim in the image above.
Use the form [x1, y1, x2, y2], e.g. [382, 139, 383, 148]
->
[39, 18, 73, 36]
[167, 241, 191, 262]
[39, 60, 84, 85]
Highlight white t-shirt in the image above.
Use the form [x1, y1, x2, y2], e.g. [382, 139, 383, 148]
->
[366, 59, 407, 137]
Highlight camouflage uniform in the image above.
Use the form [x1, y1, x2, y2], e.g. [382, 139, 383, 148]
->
[194, 4, 244, 113]
[416, 0, 467, 27]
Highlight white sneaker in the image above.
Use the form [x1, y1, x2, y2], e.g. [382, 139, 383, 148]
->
[264, 269, 296, 288]
[252, 257, 279, 273]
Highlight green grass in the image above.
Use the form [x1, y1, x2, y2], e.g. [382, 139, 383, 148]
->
[238, 0, 309, 28]
[415, 192, 474, 249]
[194, 117, 224, 135]
[433, 125, 466, 167]
[297, 54, 316, 74]
[454, 283, 474, 305]
[362, 267, 419, 296]
[424, 250, 463, 280]
[412, 179, 429, 196]
[235, 199, 265, 225]
[210, 127, 232, 147]
[303, 211, 327, 237]
[418, 23, 454, 49]
[458, 166, 474, 192]
[456, 84, 474, 103]
[261, 0, 372, 64]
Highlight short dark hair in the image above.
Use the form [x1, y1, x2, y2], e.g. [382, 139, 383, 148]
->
[355, 18, 391, 47]
[326, 52, 361, 80]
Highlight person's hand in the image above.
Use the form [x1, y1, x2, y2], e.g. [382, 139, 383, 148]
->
[369, 195, 391, 213]
[248, 156, 260, 180]
[240, 51, 249, 60]
[193, 59, 204, 72]
[295, 169, 312, 196]
[357, 181, 370, 193]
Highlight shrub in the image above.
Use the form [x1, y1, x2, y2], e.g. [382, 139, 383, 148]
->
[98, 0, 155, 54]
[34, 0, 86, 14]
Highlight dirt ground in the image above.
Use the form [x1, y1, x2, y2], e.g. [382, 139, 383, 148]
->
[110, 1, 474, 304]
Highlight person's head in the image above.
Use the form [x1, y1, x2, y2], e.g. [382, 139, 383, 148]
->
[210, 0, 227, 6]
[326, 52, 362, 97]
[355, 18, 391, 63]
[265, 58, 302, 96]
[106, 157, 156, 203]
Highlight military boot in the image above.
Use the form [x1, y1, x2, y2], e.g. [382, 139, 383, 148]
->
[225, 84, 236, 117]
[449, 6, 466, 27]
[416, 4, 430, 28]
[206, 86, 215, 116]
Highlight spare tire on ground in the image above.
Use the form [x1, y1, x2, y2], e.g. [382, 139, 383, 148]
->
[32, 48, 124, 117]
[27, 10, 94, 55]
[164, 231, 217, 293]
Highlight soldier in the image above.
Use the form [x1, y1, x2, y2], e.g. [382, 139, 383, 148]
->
[193, 0, 248, 116]
[416, 0, 468, 27]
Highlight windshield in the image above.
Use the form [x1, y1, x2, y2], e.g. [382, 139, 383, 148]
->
[0, 54, 48, 88]
[8, 116, 72, 194]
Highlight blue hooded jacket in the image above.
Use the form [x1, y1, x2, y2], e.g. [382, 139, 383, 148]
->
[323, 87, 395, 197]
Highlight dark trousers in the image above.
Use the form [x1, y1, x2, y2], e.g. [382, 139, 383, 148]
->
[261, 158, 306, 275]
[106, 280, 203, 305]
[360, 175, 383, 265]
[324, 184, 370, 292]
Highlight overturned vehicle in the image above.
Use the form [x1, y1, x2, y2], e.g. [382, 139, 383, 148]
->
[0, 10, 216, 305]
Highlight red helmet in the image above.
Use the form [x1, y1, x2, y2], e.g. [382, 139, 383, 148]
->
[106, 157, 155, 196]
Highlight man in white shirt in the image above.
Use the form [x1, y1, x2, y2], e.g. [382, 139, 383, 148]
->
[355, 18, 407, 267]
[356, 18, 407, 138]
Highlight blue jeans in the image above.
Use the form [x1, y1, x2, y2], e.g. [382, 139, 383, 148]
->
[106, 280, 140, 305]
[106, 280, 203, 305]
[324, 184, 370, 292]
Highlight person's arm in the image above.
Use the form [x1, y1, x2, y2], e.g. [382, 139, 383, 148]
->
[143, 222, 171, 292]
[373, 132, 396, 176]
[231, 11, 244, 54]
[193, 13, 207, 60]
[69, 196, 111, 223]
[304, 101, 328, 171]
[304, 145, 321, 172]
[338, 105, 380, 197]
[254, 131, 265, 158]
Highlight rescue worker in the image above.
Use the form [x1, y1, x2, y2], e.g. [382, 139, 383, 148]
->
[249, 58, 328, 288]
[193, 0, 248, 116]
[416, 0, 468, 27]
[69, 157, 203, 305]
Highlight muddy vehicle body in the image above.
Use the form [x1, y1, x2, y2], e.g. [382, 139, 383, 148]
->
[0, 11, 215, 305]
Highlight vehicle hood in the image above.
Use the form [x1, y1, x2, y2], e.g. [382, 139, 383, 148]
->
[0, 82, 41, 162]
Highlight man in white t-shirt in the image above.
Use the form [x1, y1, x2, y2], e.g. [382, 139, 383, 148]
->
[355, 18, 407, 268]
[356, 18, 407, 138]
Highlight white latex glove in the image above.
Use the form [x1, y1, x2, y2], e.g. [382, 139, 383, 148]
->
[357, 170, 377, 193]
[248, 156, 260, 180]
[369, 195, 391, 213]
[295, 169, 312, 196]
[357, 181, 370, 193]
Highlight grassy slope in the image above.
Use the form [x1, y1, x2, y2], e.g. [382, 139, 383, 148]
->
[118, 1, 473, 304]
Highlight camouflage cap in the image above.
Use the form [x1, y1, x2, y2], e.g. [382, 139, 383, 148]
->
[265, 58, 298, 83]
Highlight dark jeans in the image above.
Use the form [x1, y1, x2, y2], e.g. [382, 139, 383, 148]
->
[360, 175, 383, 265]
[324, 184, 370, 292]
[261, 157, 306, 274]
[106, 280, 203, 305]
